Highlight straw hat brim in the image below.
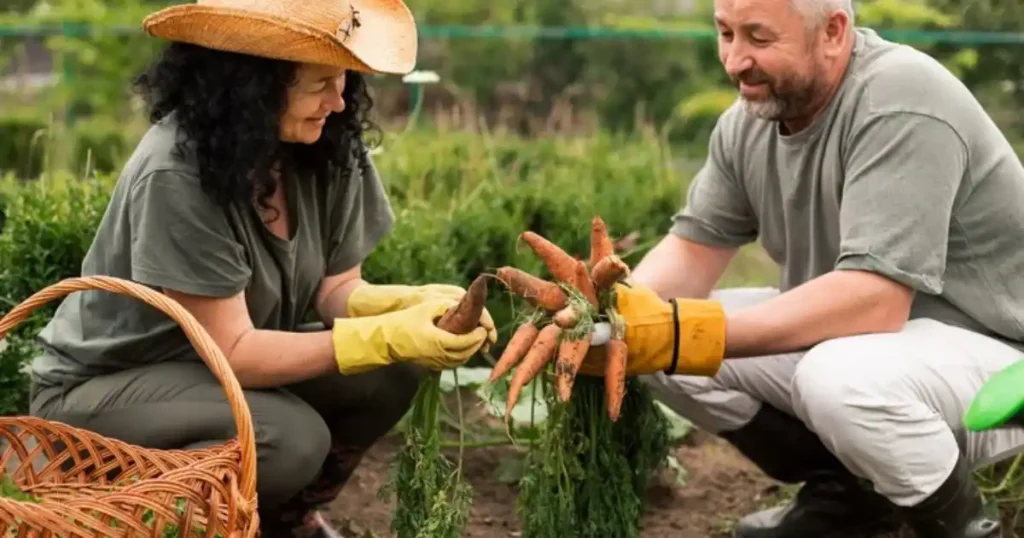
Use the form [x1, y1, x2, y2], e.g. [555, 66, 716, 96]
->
[142, 5, 416, 75]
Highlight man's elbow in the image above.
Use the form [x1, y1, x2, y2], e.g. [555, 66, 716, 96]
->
[870, 278, 915, 332]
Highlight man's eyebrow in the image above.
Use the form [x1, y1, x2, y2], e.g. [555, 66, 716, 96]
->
[742, 22, 767, 33]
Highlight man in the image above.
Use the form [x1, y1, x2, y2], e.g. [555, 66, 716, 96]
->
[581, 0, 1024, 536]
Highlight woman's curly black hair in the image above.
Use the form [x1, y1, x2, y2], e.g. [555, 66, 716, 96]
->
[132, 42, 380, 217]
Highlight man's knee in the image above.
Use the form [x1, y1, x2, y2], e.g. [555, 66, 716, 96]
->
[790, 335, 908, 442]
[255, 393, 332, 508]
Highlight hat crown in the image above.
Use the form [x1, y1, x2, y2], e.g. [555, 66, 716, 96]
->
[142, 0, 418, 74]
[196, 0, 360, 42]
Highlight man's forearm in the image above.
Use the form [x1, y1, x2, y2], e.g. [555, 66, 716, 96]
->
[632, 234, 738, 299]
[723, 269, 913, 358]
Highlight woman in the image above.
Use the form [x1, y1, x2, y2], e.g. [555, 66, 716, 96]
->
[26, 0, 495, 536]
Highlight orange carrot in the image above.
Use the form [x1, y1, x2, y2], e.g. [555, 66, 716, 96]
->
[589, 215, 615, 268]
[437, 275, 488, 335]
[591, 255, 629, 290]
[496, 266, 568, 312]
[505, 324, 561, 420]
[488, 321, 539, 384]
[552, 305, 580, 329]
[520, 231, 579, 285]
[604, 337, 628, 421]
[554, 337, 592, 402]
[573, 260, 600, 309]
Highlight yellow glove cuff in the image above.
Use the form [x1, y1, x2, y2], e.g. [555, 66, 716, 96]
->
[666, 298, 726, 376]
[330, 317, 392, 375]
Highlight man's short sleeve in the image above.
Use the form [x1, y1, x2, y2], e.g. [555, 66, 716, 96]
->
[325, 151, 396, 275]
[670, 115, 758, 247]
[835, 112, 969, 294]
[129, 170, 251, 297]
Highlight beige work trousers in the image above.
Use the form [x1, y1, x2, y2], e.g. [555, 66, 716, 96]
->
[642, 287, 1024, 507]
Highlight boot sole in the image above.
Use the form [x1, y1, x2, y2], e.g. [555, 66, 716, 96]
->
[732, 516, 904, 538]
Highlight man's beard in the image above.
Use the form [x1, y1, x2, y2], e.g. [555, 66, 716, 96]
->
[732, 66, 822, 122]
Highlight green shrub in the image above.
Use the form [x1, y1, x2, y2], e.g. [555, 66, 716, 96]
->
[0, 113, 51, 179]
[0, 127, 711, 415]
[71, 115, 134, 175]
[0, 112, 140, 180]
[0, 171, 115, 414]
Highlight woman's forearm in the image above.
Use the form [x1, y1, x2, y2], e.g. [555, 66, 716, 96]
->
[228, 328, 338, 388]
[316, 277, 368, 324]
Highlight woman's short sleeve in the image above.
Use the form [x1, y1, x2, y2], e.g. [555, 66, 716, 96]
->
[324, 151, 396, 275]
[128, 169, 252, 297]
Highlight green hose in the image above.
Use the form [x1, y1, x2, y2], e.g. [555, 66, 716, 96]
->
[964, 359, 1024, 431]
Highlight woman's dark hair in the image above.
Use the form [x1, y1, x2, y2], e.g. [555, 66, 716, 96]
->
[132, 42, 380, 217]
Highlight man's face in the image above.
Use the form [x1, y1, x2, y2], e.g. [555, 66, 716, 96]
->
[714, 0, 829, 122]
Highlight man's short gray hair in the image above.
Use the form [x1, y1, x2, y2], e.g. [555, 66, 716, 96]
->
[790, 0, 855, 27]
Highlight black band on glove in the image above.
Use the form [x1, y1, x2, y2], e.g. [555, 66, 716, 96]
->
[666, 298, 680, 374]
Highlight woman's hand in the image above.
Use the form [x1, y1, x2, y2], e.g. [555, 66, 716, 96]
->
[346, 283, 497, 344]
[577, 281, 727, 377]
[332, 296, 491, 375]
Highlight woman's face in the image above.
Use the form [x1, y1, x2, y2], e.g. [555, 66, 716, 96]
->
[279, 63, 348, 144]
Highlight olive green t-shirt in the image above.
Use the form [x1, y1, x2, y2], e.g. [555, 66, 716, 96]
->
[672, 27, 1024, 348]
[29, 114, 395, 388]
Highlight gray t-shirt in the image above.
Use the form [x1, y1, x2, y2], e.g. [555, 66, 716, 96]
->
[672, 27, 1024, 347]
[30, 114, 395, 388]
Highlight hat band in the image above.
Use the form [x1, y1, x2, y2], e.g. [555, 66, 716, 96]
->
[336, 3, 361, 42]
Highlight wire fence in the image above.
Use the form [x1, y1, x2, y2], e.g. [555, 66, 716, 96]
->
[1, 23, 1024, 44]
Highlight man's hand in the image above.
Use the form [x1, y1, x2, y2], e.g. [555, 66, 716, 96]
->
[578, 281, 726, 377]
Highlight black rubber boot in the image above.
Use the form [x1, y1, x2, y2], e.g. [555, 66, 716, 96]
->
[899, 454, 1001, 538]
[720, 404, 903, 537]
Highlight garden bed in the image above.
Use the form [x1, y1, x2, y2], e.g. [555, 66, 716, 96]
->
[327, 387, 784, 538]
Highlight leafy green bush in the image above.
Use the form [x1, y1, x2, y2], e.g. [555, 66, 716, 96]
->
[0, 171, 114, 414]
[0, 113, 50, 179]
[0, 127, 696, 415]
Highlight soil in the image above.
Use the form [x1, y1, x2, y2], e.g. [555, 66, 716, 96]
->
[324, 387, 1024, 538]
[328, 428, 783, 538]
[322, 388, 923, 538]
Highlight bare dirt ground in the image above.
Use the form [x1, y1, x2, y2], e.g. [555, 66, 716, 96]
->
[323, 388, 1018, 538]
[327, 429, 783, 538]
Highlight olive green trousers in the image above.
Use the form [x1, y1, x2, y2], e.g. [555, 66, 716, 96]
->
[30, 355, 424, 530]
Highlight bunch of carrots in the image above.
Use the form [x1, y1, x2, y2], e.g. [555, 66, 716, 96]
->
[490, 215, 632, 420]
[383, 215, 670, 538]
[489, 215, 672, 538]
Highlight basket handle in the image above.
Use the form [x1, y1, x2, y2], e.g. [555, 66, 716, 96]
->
[0, 275, 257, 501]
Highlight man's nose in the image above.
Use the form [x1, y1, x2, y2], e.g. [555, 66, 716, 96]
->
[722, 45, 754, 79]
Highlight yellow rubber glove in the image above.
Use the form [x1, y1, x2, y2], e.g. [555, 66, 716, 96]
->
[346, 283, 497, 344]
[332, 296, 490, 375]
[579, 281, 726, 377]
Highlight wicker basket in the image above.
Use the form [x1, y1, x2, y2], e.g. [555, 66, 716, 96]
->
[0, 276, 259, 537]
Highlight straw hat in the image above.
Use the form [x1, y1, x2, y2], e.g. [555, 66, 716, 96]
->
[141, 0, 417, 75]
